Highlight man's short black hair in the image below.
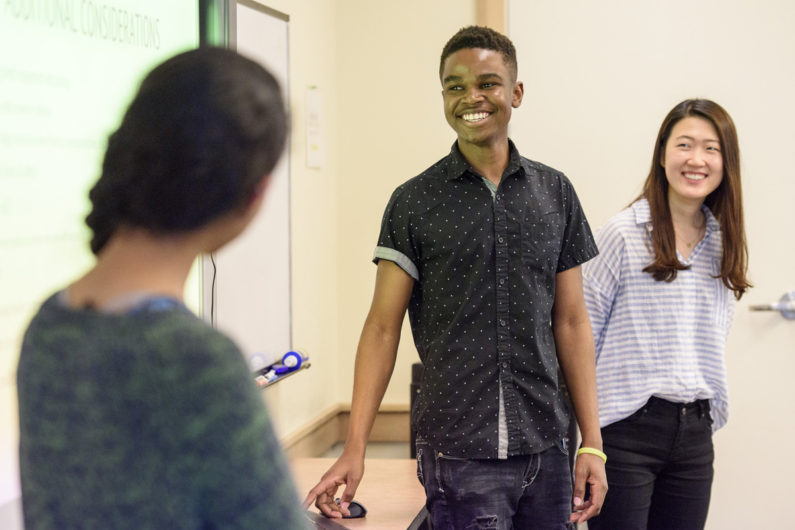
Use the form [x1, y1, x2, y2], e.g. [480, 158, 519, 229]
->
[439, 25, 518, 81]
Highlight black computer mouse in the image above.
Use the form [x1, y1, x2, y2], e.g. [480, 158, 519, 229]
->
[335, 498, 367, 519]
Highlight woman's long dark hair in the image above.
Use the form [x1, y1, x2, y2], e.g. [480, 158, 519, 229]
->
[639, 99, 751, 300]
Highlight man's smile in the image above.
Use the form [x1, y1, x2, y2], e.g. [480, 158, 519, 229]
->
[460, 111, 491, 122]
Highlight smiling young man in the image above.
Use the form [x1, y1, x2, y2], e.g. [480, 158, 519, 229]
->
[305, 26, 607, 529]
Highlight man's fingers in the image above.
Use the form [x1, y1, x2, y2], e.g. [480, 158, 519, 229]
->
[337, 477, 362, 516]
[586, 465, 607, 516]
[570, 481, 607, 522]
[570, 499, 594, 523]
[301, 488, 317, 510]
[304, 477, 346, 516]
[303, 479, 334, 509]
[314, 491, 344, 518]
[572, 464, 588, 507]
[575, 501, 601, 523]
[317, 503, 343, 518]
[593, 475, 607, 504]
[569, 455, 608, 523]
[339, 477, 360, 504]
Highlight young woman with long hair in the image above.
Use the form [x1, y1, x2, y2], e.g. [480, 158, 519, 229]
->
[584, 99, 751, 530]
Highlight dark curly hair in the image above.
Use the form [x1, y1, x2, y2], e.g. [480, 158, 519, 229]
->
[439, 26, 518, 81]
[85, 47, 288, 254]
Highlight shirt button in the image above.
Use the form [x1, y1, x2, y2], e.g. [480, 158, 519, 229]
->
[681, 407, 687, 416]
[498, 237, 504, 243]
[499, 278, 505, 285]
[500, 320, 506, 326]
[502, 362, 508, 368]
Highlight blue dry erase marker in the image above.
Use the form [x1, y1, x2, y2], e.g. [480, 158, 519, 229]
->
[281, 350, 308, 370]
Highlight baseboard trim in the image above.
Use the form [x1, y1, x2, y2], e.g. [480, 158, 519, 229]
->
[282, 404, 410, 458]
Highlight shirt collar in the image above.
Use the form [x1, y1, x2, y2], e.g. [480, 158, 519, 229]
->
[632, 197, 720, 234]
[632, 198, 653, 225]
[444, 139, 524, 181]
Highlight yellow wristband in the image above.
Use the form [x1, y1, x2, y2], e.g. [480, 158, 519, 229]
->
[577, 447, 607, 464]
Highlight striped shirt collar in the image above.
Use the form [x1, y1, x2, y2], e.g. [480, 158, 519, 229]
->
[632, 198, 721, 235]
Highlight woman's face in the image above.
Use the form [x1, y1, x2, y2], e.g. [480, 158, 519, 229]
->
[662, 116, 724, 207]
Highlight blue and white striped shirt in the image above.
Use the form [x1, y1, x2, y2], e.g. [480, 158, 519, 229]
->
[583, 199, 733, 431]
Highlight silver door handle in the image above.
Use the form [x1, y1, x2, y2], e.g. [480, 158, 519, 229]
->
[749, 291, 795, 320]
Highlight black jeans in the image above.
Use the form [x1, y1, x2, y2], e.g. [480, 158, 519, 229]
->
[415, 439, 574, 530]
[588, 397, 714, 530]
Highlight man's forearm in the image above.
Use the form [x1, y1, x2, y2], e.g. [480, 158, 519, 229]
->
[343, 319, 401, 455]
[555, 320, 602, 449]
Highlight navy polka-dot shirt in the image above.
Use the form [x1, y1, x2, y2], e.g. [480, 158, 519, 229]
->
[374, 141, 597, 459]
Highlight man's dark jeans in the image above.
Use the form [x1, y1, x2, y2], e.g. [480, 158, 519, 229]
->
[415, 439, 574, 530]
[588, 396, 714, 530]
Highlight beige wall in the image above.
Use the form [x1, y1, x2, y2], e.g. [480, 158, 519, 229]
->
[507, 1, 795, 528]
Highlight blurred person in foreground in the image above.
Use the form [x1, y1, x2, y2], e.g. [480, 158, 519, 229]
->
[17, 47, 308, 529]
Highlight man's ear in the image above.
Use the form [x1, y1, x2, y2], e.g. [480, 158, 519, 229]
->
[512, 80, 524, 109]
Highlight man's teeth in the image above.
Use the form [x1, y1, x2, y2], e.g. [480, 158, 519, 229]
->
[462, 112, 489, 122]
[684, 173, 706, 181]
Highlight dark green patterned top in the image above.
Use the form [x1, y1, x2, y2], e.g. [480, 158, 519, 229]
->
[18, 293, 308, 529]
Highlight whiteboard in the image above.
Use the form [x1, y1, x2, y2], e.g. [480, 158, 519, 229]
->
[202, 2, 291, 372]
